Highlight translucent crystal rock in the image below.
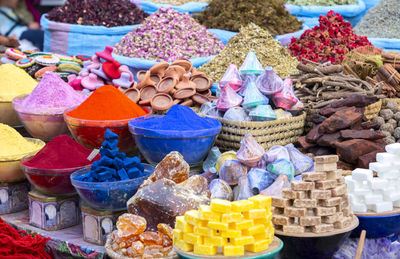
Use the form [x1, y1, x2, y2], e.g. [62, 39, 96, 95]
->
[247, 168, 277, 195]
[139, 231, 163, 246]
[260, 174, 289, 196]
[200, 168, 218, 184]
[216, 151, 237, 172]
[223, 107, 248, 121]
[116, 214, 147, 239]
[267, 158, 295, 180]
[255, 153, 269, 170]
[236, 133, 265, 167]
[143, 245, 164, 258]
[256, 66, 284, 95]
[242, 77, 268, 109]
[219, 160, 247, 185]
[127, 178, 210, 231]
[203, 146, 221, 172]
[216, 84, 243, 111]
[239, 51, 264, 75]
[220, 64, 242, 91]
[128, 241, 145, 257]
[178, 175, 211, 198]
[265, 145, 291, 163]
[199, 101, 222, 118]
[236, 176, 253, 201]
[209, 179, 233, 201]
[249, 105, 276, 121]
[285, 143, 314, 175]
[157, 223, 173, 239]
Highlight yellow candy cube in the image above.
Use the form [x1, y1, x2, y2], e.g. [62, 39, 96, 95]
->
[198, 219, 208, 227]
[231, 200, 253, 212]
[249, 195, 271, 209]
[245, 239, 270, 253]
[208, 221, 228, 231]
[231, 236, 255, 246]
[231, 219, 254, 230]
[224, 245, 244, 256]
[194, 244, 218, 256]
[176, 240, 193, 252]
[184, 210, 199, 225]
[194, 226, 214, 237]
[204, 236, 226, 246]
[175, 216, 193, 233]
[184, 233, 203, 245]
[173, 229, 183, 243]
[244, 209, 268, 219]
[211, 199, 231, 213]
[243, 225, 265, 236]
[198, 205, 221, 222]
[222, 213, 243, 223]
[254, 232, 268, 242]
[253, 213, 272, 226]
[221, 229, 242, 238]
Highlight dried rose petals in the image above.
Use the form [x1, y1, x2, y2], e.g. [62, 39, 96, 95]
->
[47, 0, 148, 27]
[288, 11, 371, 64]
[113, 8, 224, 62]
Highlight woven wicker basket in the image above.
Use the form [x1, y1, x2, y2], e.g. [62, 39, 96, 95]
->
[364, 99, 382, 120]
[208, 112, 306, 151]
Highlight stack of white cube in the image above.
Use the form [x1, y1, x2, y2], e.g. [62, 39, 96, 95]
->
[345, 143, 400, 213]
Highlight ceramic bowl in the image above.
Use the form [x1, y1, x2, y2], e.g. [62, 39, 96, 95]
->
[0, 100, 21, 126]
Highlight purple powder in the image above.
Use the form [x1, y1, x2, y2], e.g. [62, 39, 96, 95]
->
[14, 72, 87, 114]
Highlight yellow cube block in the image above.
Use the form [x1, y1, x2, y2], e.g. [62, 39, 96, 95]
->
[176, 240, 193, 252]
[173, 229, 183, 243]
[221, 229, 242, 238]
[222, 213, 243, 223]
[244, 209, 268, 219]
[194, 244, 218, 256]
[198, 205, 221, 222]
[253, 213, 272, 226]
[204, 236, 226, 246]
[245, 239, 270, 253]
[211, 199, 232, 213]
[231, 236, 255, 246]
[184, 210, 199, 225]
[231, 219, 254, 230]
[224, 245, 244, 256]
[253, 232, 268, 242]
[208, 221, 228, 231]
[194, 226, 214, 237]
[243, 225, 265, 236]
[198, 219, 208, 227]
[184, 233, 203, 245]
[232, 200, 253, 212]
[176, 216, 193, 233]
[249, 195, 271, 209]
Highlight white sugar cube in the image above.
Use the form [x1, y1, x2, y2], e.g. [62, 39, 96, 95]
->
[368, 178, 388, 190]
[376, 153, 397, 164]
[384, 193, 400, 202]
[351, 202, 367, 213]
[364, 194, 383, 205]
[348, 194, 360, 204]
[352, 168, 373, 181]
[382, 187, 396, 196]
[381, 170, 400, 179]
[386, 143, 400, 155]
[392, 161, 400, 168]
[369, 162, 391, 173]
[393, 200, 400, 207]
[345, 178, 361, 191]
[354, 188, 371, 196]
[367, 202, 393, 213]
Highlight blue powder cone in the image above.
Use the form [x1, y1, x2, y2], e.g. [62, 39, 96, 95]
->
[239, 51, 264, 75]
[242, 77, 268, 109]
[249, 105, 276, 121]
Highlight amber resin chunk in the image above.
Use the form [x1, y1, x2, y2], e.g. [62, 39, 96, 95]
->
[149, 151, 189, 184]
[117, 214, 147, 238]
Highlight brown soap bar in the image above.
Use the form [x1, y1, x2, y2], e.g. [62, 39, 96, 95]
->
[322, 212, 343, 224]
[302, 172, 327, 182]
[331, 184, 347, 197]
[291, 181, 315, 191]
[342, 206, 351, 217]
[299, 216, 322, 226]
[315, 180, 337, 190]
[334, 216, 353, 229]
[311, 223, 334, 233]
[326, 170, 342, 180]
[294, 199, 317, 208]
[314, 207, 336, 216]
[273, 207, 285, 215]
[319, 197, 342, 207]
[341, 196, 349, 207]
[272, 215, 294, 226]
[314, 155, 339, 164]
[283, 224, 305, 234]
[285, 207, 307, 217]
[315, 163, 337, 172]
[272, 197, 292, 208]
[310, 190, 332, 199]
[282, 189, 296, 199]
[336, 204, 343, 213]
[337, 177, 345, 184]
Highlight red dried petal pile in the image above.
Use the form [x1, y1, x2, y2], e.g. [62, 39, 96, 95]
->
[288, 11, 371, 64]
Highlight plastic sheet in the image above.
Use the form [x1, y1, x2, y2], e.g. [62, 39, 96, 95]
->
[239, 51, 264, 76]
[260, 174, 289, 197]
[236, 133, 265, 167]
[216, 85, 243, 111]
[247, 168, 277, 195]
[242, 77, 269, 109]
[236, 176, 253, 201]
[285, 143, 314, 175]
[267, 158, 295, 180]
[256, 66, 284, 95]
[248, 105, 276, 121]
[202, 146, 221, 172]
[272, 78, 298, 110]
[223, 107, 248, 121]
[209, 179, 233, 201]
[199, 101, 222, 118]
[265, 145, 291, 163]
[220, 64, 242, 92]
[219, 160, 247, 185]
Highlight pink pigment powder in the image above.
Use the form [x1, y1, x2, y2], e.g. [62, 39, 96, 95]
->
[14, 72, 87, 114]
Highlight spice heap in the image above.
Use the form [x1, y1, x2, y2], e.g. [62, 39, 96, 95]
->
[289, 11, 371, 64]
[128, 60, 215, 112]
[47, 0, 148, 27]
[199, 23, 299, 82]
[128, 151, 210, 231]
[298, 94, 387, 170]
[371, 101, 400, 144]
[67, 85, 147, 120]
[13, 72, 87, 114]
[0, 123, 44, 159]
[0, 63, 37, 102]
[196, 0, 302, 35]
[292, 61, 376, 112]
[346, 144, 400, 213]
[272, 155, 354, 234]
[174, 196, 274, 256]
[110, 213, 174, 258]
[286, 0, 356, 5]
[113, 8, 224, 62]
[354, 0, 400, 39]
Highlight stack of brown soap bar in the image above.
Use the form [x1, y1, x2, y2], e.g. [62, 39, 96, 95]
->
[271, 155, 353, 234]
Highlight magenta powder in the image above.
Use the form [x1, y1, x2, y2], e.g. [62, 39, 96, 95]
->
[14, 72, 87, 114]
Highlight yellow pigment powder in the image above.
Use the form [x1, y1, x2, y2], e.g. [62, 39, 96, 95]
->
[0, 123, 44, 159]
[0, 64, 37, 102]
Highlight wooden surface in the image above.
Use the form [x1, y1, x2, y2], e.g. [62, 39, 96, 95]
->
[355, 230, 366, 259]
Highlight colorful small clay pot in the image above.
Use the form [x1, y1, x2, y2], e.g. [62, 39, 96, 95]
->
[136, 70, 147, 82]
[190, 70, 207, 78]
[165, 65, 186, 81]
[103, 60, 121, 79]
[119, 65, 134, 81]
[174, 87, 196, 99]
[198, 89, 212, 97]
[124, 88, 140, 103]
[95, 46, 115, 62]
[176, 74, 196, 89]
[192, 93, 210, 105]
[149, 61, 169, 77]
[171, 59, 192, 72]
[81, 73, 104, 90]
[137, 71, 156, 89]
[151, 93, 173, 112]
[156, 77, 178, 93]
[150, 74, 161, 84]
[113, 72, 133, 88]
[191, 76, 211, 92]
[140, 85, 157, 101]
[180, 99, 193, 107]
